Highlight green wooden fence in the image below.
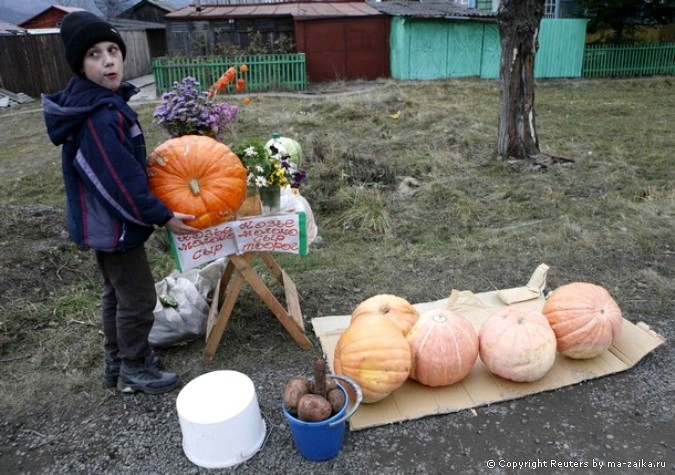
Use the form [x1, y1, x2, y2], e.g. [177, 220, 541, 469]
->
[582, 43, 675, 77]
[152, 54, 307, 95]
[151, 44, 674, 91]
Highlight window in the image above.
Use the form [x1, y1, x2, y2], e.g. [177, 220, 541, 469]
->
[544, 0, 558, 18]
[485, 1, 560, 17]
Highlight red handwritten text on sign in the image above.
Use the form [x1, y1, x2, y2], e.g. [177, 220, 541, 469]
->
[169, 214, 306, 272]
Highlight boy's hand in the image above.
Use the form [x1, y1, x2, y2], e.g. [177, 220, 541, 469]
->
[165, 212, 199, 235]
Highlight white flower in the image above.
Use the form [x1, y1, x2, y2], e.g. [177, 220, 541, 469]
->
[244, 146, 257, 157]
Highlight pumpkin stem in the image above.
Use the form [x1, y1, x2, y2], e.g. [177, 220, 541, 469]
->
[188, 178, 200, 196]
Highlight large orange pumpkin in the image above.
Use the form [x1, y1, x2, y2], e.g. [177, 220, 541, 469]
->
[542, 282, 623, 359]
[334, 314, 411, 403]
[478, 306, 557, 382]
[350, 294, 419, 336]
[147, 135, 247, 229]
[406, 309, 479, 387]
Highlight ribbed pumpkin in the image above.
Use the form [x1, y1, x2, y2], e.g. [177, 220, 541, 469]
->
[406, 309, 479, 387]
[542, 282, 623, 359]
[334, 314, 411, 403]
[350, 294, 419, 336]
[478, 306, 557, 382]
[147, 135, 247, 229]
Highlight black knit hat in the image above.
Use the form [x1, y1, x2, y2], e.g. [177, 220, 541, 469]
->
[60, 11, 127, 75]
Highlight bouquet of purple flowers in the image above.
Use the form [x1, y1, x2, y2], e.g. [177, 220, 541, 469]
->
[152, 77, 238, 140]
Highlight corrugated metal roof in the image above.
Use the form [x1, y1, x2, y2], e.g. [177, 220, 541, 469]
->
[167, 2, 384, 20]
[110, 18, 167, 30]
[0, 20, 26, 35]
[125, 0, 180, 13]
[20, 5, 86, 22]
[366, 0, 496, 20]
[46, 6, 87, 15]
[147, 1, 180, 11]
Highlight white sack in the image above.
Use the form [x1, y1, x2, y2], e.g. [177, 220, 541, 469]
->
[149, 258, 227, 347]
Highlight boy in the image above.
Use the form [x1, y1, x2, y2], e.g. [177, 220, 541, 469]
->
[42, 11, 198, 394]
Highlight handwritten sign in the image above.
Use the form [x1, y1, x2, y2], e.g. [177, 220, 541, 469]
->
[168, 212, 308, 272]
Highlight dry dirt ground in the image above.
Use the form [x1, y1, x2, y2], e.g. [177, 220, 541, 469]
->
[0, 79, 673, 474]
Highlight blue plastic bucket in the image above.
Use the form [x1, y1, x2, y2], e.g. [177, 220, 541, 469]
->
[282, 375, 362, 461]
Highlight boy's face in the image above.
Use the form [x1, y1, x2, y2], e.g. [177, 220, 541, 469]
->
[81, 41, 124, 92]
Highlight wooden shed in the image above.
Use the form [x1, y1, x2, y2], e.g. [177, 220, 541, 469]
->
[119, 0, 178, 24]
[18, 5, 85, 29]
[368, 0, 587, 80]
[109, 17, 169, 60]
[164, 2, 390, 82]
[118, 0, 177, 58]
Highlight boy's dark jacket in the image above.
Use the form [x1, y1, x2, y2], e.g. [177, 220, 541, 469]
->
[43, 77, 173, 252]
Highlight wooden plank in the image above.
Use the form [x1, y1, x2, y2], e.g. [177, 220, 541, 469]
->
[282, 269, 304, 331]
[0, 88, 33, 103]
[216, 257, 238, 304]
[205, 276, 222, 338]
[203, 270, 246, 362]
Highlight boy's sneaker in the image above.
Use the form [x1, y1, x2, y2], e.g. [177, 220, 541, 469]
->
[103, 360, 122, 389]
[103, 352, 168, 390]
[117, 361, 181, 395]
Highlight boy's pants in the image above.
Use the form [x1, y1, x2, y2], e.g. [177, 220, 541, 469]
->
[95, 245, 156, 365]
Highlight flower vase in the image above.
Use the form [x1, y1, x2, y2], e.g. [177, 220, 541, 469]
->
[237, 186, 262, 218]
[260, 186, 281, 215]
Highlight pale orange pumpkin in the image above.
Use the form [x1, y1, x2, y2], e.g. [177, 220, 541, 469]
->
[478, 306, 557, 382]
[351, 294, 419, 336]
[334, 314, 411, 403]
[147, 135, 247, 229]
[406, 309, 479, 387]
[542, 282, 623, 359]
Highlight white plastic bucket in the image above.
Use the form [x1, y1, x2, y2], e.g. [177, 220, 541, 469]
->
[176, 370, 266, 468]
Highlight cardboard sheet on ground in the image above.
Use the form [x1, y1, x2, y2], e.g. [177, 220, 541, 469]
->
[311, 266, 666, 431]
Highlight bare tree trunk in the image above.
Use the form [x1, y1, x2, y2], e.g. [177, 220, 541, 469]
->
[94, 0, 133, 19]
[496, 0, 545, 160]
